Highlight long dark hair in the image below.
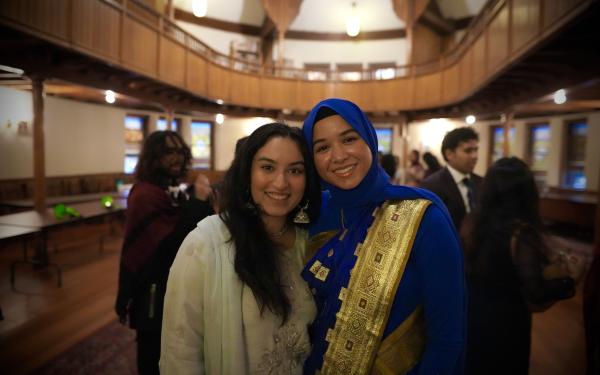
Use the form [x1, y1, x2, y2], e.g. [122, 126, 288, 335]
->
[464, 157, 544, 279]
[219, 123, 321, 322]
[134, 130, 192, 187]
[423, 152, 441, 173]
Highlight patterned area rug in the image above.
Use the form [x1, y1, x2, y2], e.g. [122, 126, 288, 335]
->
[35, 320, 137, 375]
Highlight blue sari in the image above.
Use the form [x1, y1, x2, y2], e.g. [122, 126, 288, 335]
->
[302, 98, 466, 374]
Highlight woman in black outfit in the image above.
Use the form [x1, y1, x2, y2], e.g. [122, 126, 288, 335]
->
[462, 157, 575, 374]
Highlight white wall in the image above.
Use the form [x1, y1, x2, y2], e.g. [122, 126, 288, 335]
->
[176, 20, 409, 68]
[176, 21, 260, 56]
[0, 87, 34, 179]
[280, 38, 408, 68]
[0, 87, 255, 178]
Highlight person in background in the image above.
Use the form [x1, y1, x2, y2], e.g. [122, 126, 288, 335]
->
[380, 153, 398, 181]
[115, 131, 214, 375]
[423, 151, 442, 179]
[403, 149, 425, 186]
[302, 98, 465, 374]
[420, 127, 482, 231]
[160, 123, 321, 374]
[462, 157, 575, 375]
[584, 245, 600, 375]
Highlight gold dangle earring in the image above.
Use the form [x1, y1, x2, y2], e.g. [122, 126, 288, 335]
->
[293, 200, 310, 224]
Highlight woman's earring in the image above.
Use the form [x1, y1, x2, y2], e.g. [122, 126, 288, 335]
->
[293, 200, 310, 224]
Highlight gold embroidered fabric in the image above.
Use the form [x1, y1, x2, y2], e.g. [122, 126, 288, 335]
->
[372, 306, 426, 375]
[319, 199, 431, 375]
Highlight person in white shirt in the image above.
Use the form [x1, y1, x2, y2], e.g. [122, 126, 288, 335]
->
[420, 127, 482, 231]
[160, 123, 322, 374]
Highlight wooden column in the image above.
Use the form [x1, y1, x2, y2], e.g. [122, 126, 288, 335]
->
[503, 111, 514, 157]
[166, 108, 174, 127]
[166, 0, 174, 20]
[31, 77, 47, 212]
[261, 0, 302, 67]
[392, 0, 429, 65]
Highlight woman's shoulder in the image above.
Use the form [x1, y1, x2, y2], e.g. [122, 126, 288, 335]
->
[180, 214, 230, 258]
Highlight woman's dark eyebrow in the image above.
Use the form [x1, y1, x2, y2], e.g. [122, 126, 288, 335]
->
[313, 128, 358, 146]
[256, 157, 305, 166]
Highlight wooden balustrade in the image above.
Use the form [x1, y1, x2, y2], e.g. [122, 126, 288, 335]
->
[0, 0, 592, 112]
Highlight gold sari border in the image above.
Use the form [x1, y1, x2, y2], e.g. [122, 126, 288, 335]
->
[319, 199, 431, 375]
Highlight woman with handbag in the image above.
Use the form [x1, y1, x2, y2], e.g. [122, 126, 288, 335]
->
[462, 157, 576, 374]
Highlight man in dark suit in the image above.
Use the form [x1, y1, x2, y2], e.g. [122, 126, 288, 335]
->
[420, 127, 482, 231]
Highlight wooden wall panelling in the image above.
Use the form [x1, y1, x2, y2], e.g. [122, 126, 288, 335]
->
[122, 17, 158, 75]
[543, 0, 585, 31]
[366, 78, 415, 111]
[511, 0, 541, 53]
[72, 0, 121, 61]
[260, 77, 297, 109]
[458, 49, 474, 98]
[413, 73, 442, 109]
[392, 78, 416, 110]
[471, 34, 487, 86]
[229, 71, 261, 107]
[487, 2, 510, 72]
[207, 63, 231, 102]
[0, 0, 70, 42]
[296, 81, 335, 111]
[185, 52, 208, 94]
[411, 24, 444, 65]
[159, 35, 186, 87]
[333, 82, 370, 109]
[442, 63, 460, 104]
[370, 79, 400, 111]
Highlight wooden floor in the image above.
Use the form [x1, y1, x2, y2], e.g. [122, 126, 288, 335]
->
[0, 221, 591, 374]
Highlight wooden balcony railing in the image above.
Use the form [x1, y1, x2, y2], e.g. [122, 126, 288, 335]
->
[0, 0, 593, 112]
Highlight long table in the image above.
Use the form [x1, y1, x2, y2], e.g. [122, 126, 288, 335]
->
[0, 199, 127, 287]
[0, 190, 129, 210]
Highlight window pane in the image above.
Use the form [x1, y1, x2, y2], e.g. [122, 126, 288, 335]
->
[124, 155, 139, 174]
[564, 121, 587, 188]
[124, 115, 145, 173]
[530, 124, 550, 171]
[157, 118, 178, 131]
[375, 128, 392, 154]
[492, 126, 515, 162]
[375, 68, 395, 80]
[191, 121, 212, 169]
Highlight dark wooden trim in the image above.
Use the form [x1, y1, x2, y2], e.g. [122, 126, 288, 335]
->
[454, 16, 474, 30]
[31, 77, 46, 212]
[286, 28, 406, 41]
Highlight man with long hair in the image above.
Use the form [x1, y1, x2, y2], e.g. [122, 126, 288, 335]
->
[115, 131, 214, 375]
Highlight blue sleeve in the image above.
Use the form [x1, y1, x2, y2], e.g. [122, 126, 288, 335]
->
[412, 204, 466, 375]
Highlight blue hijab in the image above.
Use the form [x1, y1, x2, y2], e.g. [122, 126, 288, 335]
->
[302, 98, 446, 230]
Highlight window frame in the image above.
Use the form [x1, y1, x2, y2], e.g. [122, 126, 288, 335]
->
[189, 120, 215, 170]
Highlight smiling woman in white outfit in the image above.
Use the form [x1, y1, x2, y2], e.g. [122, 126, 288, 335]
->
[160, 123, 321, 374]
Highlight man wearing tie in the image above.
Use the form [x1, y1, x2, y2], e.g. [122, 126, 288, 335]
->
[420, 127, 482, 231]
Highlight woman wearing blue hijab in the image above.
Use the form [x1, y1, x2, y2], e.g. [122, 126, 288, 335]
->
[301, 98, 466, 374]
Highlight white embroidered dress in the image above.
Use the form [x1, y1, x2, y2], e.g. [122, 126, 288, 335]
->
[160, 215, 315, 375]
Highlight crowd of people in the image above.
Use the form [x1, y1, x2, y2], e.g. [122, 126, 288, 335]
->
[115, 98, 594, 375]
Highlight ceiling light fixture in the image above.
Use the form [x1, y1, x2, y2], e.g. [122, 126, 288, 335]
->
[192, 0, 207, 18]
[215, 113, 224, 124]
[105, 90, 116, 104]
[553, 89, 567, 104]
[346, 2, 360, 37]
[465, 115, 476, 124]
